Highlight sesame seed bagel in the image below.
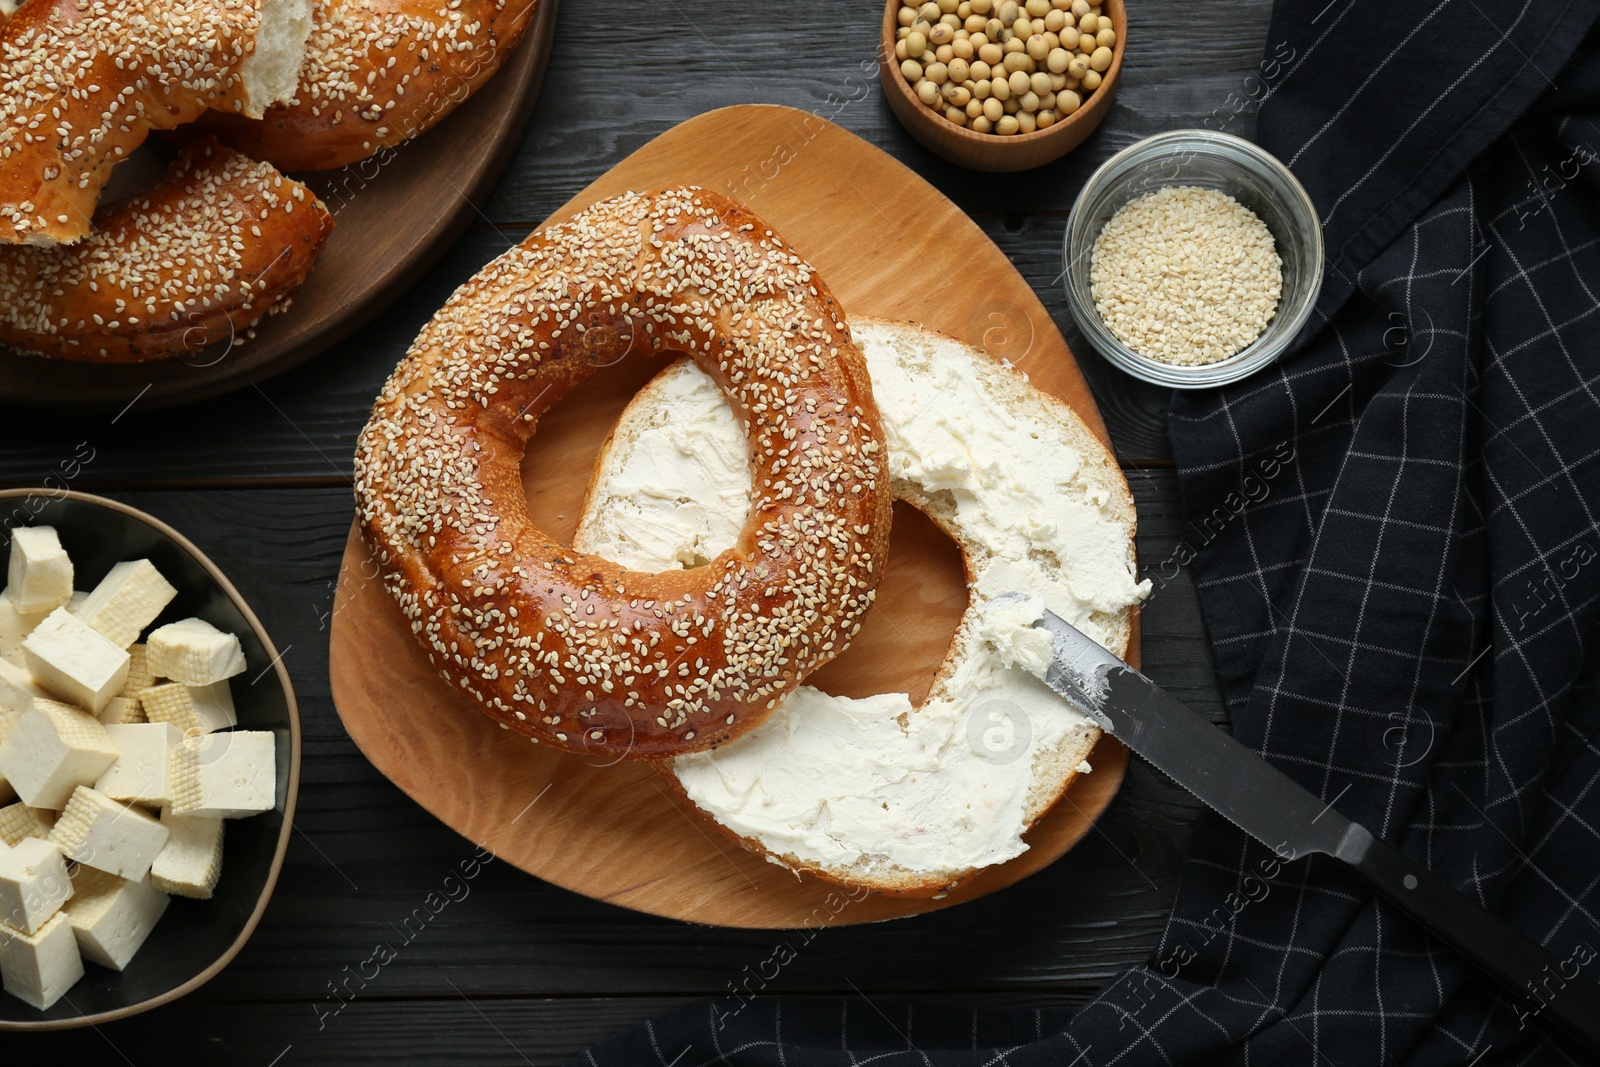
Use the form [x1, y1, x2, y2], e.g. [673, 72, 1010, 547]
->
[354, 188, 893, 760]
[0, 0, 312, 247]
[192, 0, 539, 172]
[0, 138, 333, 362]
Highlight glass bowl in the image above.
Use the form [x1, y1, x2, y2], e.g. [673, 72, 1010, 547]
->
[1062, 130, 1323, 389]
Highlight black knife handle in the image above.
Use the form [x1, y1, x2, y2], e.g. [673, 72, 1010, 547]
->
[1338, 824, 1600, 1054]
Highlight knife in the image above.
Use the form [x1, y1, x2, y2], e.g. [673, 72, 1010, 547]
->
[1023, 601, 1600, 1055]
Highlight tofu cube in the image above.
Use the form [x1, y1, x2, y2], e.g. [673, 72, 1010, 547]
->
[96, 695, 145, 726]
[0, 911, 83, 1010]
[146, 618, 246, 687]
[0, 658, 45, 717]
[74, 561, 178, 650]
[0, 701, 21, 805]
[95, 722, 181, 806]
[0, 709, 18, 805]
[170, 732, 276, 819]
[63, 866, 169, 971]
[0, 803, 54, 847]
[121, 644, 155, 694]
[23, 608, 130, 713]
[6, 527, 73, 615]
[149, 809, 223, 899]
[139, 681, 236, 735]
[0, 663, 39, 802]
[49, 786, 170, 881]
[0, 700, 120, 809]
[0, 595, 49, 668]
[0, 838, 73, 934]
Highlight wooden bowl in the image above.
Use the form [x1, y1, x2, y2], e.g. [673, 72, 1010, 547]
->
[0, 490, 301, 1031]
[878, 0, 1124, 172]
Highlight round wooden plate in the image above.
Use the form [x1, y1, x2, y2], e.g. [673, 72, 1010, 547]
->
[329, 104, 1137, 927]
[0, 0, 560, 413]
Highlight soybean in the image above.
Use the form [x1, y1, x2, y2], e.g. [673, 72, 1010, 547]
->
[896, 0, 1114, 136]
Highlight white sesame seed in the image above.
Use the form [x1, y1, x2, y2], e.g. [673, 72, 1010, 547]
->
[353, 189, 891, 760]
[1088, 185, 1283, 366]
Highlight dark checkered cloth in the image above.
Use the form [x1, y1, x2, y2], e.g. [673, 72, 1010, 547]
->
[576, 0, 1600, 1062]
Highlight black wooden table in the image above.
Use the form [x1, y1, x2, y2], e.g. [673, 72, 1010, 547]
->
[3, 1, 1277, 1061]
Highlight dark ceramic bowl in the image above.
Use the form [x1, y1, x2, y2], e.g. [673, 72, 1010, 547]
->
[0, 490, 300, 1030]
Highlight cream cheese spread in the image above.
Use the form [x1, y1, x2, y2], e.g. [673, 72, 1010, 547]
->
[979, 594, 1054, 677]
[573, 321, 1149, 881]
[580, 363, 753, 571]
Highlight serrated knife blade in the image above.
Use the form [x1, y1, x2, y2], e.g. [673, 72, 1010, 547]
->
[1025, 601, 1600, 1055]
[1033, 605, 1357, 862]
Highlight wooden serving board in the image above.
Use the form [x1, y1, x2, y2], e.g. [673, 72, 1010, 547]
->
[329, 104, 1136, 927]
[0, 0, 560, 412]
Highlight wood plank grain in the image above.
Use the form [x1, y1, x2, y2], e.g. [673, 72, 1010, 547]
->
[0, 0, 1286, 1044]
[0, 991, 1135, 1066]
[0, 0, 1273, 482]
[0, 219, 1175, 487]
[481, 0, 1274, 218]
[65, 484, 1220, 1006]
[329, 106, 1143, 926]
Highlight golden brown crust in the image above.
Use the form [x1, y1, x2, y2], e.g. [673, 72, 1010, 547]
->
[193, 0, 539, 172]
[354, 188, 893, 761]
[0, 139, 333, 362]
[0, 0, 282, 246]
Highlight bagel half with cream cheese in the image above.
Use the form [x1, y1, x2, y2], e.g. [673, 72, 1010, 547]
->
[574, 317, 1149, 895]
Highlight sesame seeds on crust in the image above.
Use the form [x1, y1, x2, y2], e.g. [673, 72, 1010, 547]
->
[196, 0, 539, 173]
[353, 188, 893, 760]
[0, 138, 333, 362]
[0, 0, 280, 247]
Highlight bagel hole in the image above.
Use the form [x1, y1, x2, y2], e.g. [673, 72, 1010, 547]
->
[519, 349, 668, 544]
[805, 502, 968, 708]
[525, 358, 968, 708]
[99, 142, 177, 204]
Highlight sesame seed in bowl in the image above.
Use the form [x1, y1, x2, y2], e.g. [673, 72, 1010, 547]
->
[1062, 131, 1323, 389]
